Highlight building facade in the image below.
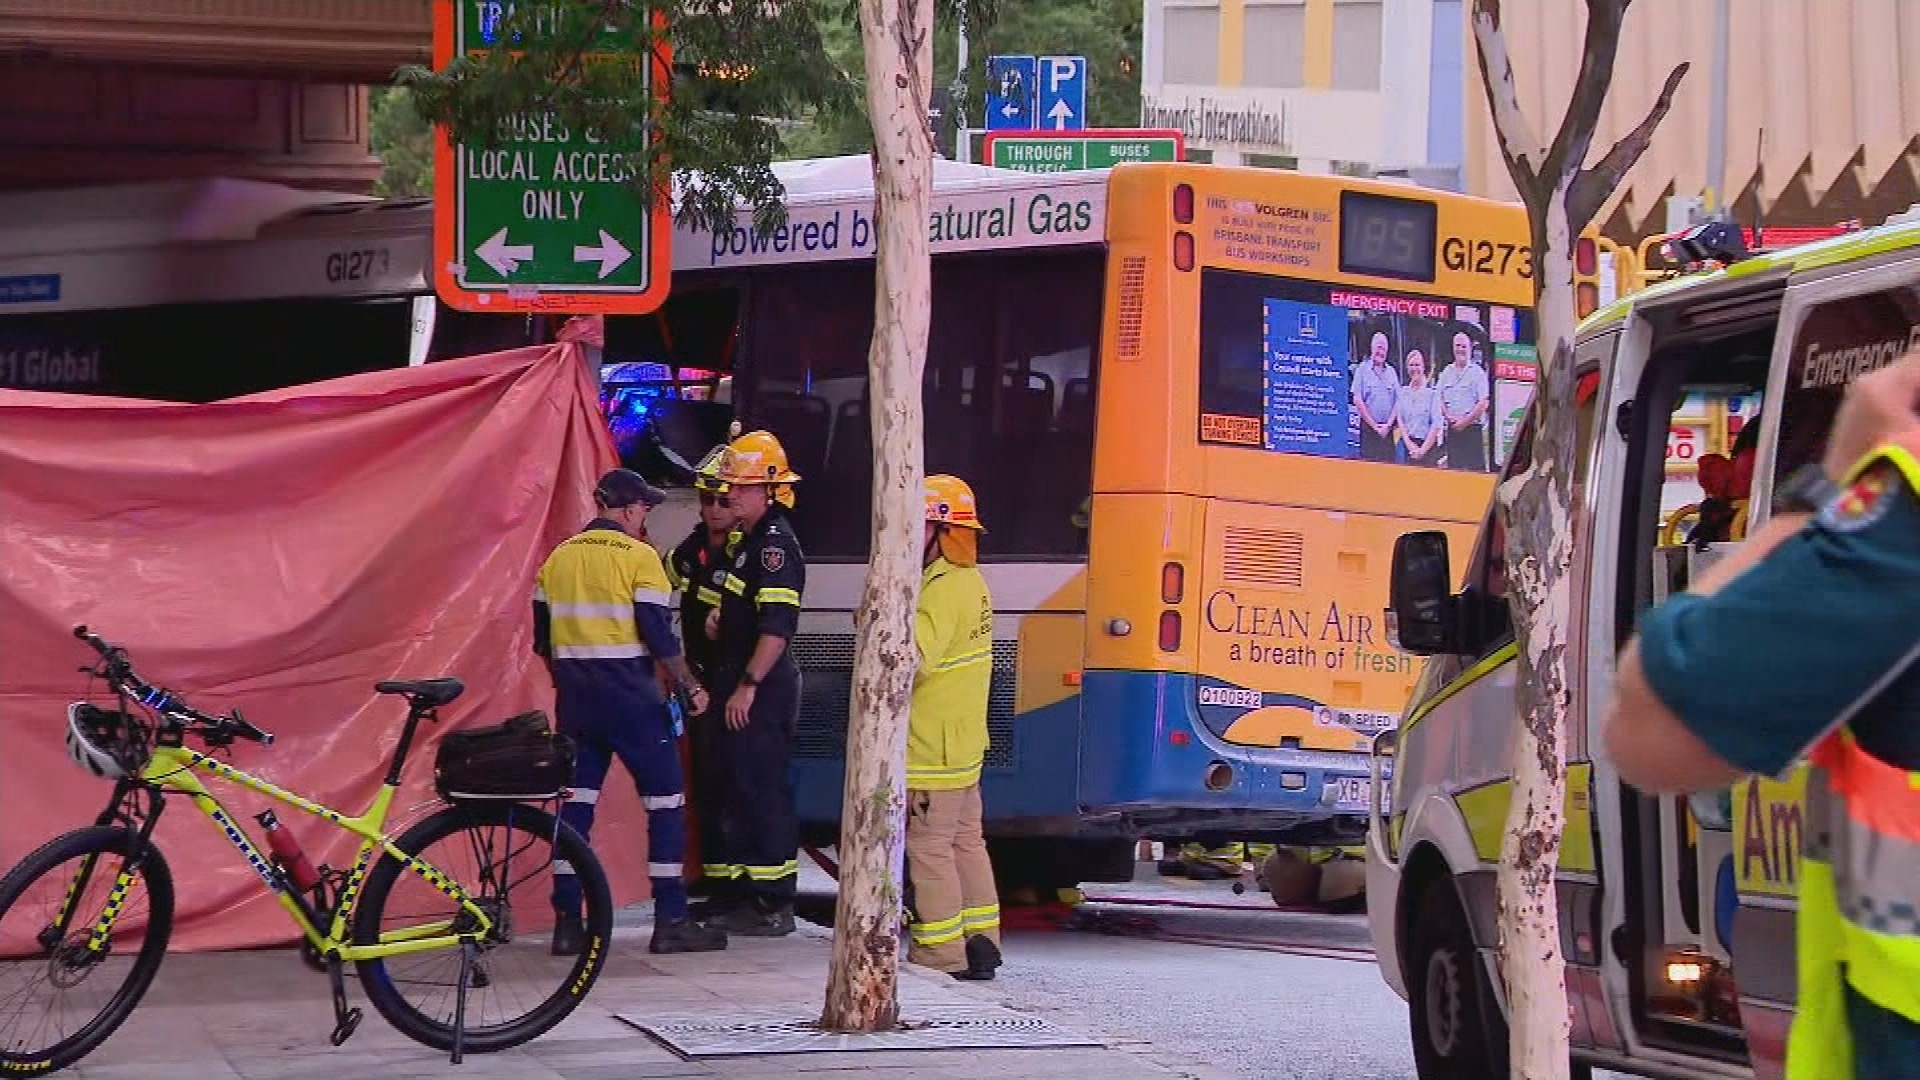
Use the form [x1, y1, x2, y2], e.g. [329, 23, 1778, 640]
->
[1139, 0, 1467, 184]
[0, 0, 430, 192]
[1463, 0, 1920, 238]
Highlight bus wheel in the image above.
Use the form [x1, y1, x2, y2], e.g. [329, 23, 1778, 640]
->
[1407, 877, 1505, 1080]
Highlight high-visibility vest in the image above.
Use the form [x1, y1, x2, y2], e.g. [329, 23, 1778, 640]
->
[1785, 437, 1920, 1079]
[907, 558, 993, 791]
[536, 523, 671, 661]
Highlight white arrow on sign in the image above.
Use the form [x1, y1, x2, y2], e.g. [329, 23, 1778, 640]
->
[1001, 101, 1020, 119]
[475, 227, 534, 276]
[573, 229, 633, 280]
[1046, 99, 1074, 129]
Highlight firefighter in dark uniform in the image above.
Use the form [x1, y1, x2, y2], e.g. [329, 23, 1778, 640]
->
[533, 468, 728, 955]
[665, 442, 741, 914]
[699, 430, 807, 936]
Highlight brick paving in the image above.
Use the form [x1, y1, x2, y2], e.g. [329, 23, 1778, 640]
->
[59, 915, 1229, 1080]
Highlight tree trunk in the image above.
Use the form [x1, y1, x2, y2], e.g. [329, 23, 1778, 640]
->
[1468, 3, 1688, 1076]
[1494, 191, 1579, 1080]
[819, 0, 934, 1035]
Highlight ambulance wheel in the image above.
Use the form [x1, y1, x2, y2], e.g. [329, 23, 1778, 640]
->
[1407, 876, 1505, 1080]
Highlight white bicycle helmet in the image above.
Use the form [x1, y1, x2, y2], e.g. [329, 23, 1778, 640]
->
[66, 703, 130, 780]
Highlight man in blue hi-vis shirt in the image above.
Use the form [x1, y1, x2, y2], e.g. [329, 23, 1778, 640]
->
[534, 468, 727, 957]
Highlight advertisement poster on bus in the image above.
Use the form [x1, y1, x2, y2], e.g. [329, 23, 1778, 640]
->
[1491, 342, 1538, 468]
[1198, 271, 1535, 476]
[1192, 270, 1534, 754]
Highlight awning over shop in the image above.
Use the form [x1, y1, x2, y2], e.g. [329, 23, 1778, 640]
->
[0, 0, 430, 83]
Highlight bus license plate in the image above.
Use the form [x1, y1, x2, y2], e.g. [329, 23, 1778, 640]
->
[1334, 776, 1371, 808]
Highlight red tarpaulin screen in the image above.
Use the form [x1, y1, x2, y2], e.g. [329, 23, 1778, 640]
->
[0, 344, 656, 951]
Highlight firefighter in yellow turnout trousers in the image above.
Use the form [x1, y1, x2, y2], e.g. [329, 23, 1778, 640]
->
[1607, 353, 1920, 1077]
[905, 475, 1003, 980]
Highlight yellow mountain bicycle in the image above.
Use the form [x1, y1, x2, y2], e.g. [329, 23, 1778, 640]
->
[0, 627, 613, 1075]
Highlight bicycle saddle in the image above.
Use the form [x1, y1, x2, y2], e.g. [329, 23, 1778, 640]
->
[374, 678, 465, 707]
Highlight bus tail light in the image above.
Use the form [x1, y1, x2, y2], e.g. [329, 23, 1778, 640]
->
[1173, 183, 1195, 224]
[1158, 610, 1182, 651]
[1575, 235, 1601, 317]
[1174, 231, 1195, 272]
[1161, 561, 1185, 604]
[1577, 282, 1600, 318]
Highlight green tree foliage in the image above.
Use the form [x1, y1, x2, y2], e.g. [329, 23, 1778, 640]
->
[399, 0, 856, 235]
[387, 0, 1119, 225]
[779, 0, 1143, 160]
[369, 86, 435, 198]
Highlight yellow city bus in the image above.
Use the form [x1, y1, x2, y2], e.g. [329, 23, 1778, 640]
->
[1071, 164, 1547, 852]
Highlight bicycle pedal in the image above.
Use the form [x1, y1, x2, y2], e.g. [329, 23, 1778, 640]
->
[329, 1007, 362, 1047]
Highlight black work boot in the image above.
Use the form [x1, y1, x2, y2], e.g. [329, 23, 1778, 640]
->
[551, 914, 587, 957]
[650, 916, 729, 954]
[719, 904, 796, 937]
[951, 934, 1003, 981]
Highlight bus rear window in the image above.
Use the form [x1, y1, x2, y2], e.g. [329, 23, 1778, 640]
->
[1196, 267, 1538, 474]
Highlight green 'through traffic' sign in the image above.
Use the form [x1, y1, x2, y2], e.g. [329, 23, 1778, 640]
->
[985, 128, 1185, 174]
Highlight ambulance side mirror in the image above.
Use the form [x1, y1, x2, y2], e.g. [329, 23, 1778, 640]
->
[1387, 531, 1459, 656]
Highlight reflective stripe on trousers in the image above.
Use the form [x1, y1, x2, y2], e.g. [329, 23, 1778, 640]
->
[904, 784, 999, 973]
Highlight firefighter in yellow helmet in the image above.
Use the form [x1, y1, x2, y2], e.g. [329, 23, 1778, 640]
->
[904, 474, 1002, 980]
[666, 441, 742, 915]
[696, 429, 807, 936]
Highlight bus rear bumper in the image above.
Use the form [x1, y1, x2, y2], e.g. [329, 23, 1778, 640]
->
[1076, 669, 1388, 839]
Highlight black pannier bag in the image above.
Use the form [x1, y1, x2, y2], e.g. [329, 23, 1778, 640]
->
[433, 711, 576, 802]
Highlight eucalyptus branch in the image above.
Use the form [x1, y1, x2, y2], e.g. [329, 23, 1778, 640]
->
[1568, 61, 1689, 230]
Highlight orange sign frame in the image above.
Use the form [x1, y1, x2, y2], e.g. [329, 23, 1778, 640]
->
[430, 0, 674, 315]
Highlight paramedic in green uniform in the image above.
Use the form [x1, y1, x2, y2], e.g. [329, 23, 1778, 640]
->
[1606, 352, 1920, 1077]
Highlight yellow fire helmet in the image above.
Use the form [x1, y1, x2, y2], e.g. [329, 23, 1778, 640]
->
[716, 429, 802, 486]
[692, 443, 731, 494]
[925, 473, 985, 531]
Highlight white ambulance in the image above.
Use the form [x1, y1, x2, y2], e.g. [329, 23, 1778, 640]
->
[1363, 212, 1920, 1080]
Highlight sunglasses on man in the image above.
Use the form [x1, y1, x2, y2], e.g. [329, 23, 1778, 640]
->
[699, 493, 733, 508]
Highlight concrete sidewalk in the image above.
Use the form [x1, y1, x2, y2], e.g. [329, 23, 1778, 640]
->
[63, 913, 1230, 1080]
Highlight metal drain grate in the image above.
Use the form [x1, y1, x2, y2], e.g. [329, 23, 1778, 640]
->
[618, 1003, 1101, 1058]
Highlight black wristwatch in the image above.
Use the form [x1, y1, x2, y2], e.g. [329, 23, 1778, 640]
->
[741, 671, 760, 688]
[1773, 463, 1840, 516]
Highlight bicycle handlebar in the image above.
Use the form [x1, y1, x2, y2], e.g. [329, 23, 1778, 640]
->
[72, 625, 276, 747]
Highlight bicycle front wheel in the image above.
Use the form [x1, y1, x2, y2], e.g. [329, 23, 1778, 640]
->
[352, 801, 613, 1054]
[0, 826, 175, 1076]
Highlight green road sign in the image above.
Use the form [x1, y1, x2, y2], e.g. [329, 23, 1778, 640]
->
[433, 1, 670, 314]
[985, 129, 1185, 174]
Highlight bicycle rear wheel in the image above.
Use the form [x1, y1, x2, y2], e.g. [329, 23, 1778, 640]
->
[352, 801, 612, 1054]
[0, 826, 174, 1077]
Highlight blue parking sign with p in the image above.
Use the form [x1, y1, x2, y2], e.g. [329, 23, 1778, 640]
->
[1038, 55, 1087, 131]
[985, 55, 1038, 131]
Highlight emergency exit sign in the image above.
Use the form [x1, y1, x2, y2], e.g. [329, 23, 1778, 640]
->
[984, 128, 1185, 174]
